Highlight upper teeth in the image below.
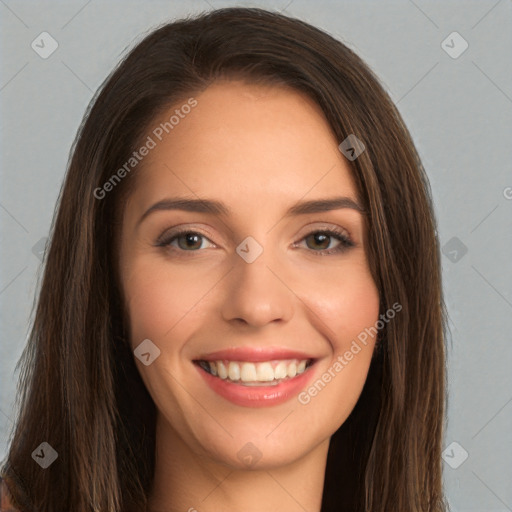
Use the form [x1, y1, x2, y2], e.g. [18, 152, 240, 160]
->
[201, 359, 309, 383]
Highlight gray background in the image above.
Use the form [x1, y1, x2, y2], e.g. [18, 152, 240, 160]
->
[1, 0, 511, 510]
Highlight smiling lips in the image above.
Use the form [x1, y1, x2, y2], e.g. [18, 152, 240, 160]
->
[193, 347, 318, 407]
[197, 358, 312, 386]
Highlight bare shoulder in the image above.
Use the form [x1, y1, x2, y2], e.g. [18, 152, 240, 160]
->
[0, 476, 22, 512]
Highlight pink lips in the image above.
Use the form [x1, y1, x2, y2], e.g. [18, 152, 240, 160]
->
[196, 346, 317, 363]
[194, 346, 318, 408]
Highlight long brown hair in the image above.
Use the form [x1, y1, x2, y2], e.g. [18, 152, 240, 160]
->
[1, 7, 448, 511]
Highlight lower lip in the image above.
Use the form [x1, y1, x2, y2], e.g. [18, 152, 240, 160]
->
[195, 362, 317, 408]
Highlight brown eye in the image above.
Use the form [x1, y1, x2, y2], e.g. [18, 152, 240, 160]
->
[305, 232, 333, 251]
[176, 233, 204, 250]
[157, 230, 214, 251]
[298, 229, 355, 255]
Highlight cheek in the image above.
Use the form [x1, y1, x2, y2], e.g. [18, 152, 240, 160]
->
[121, 257, 215, 410]
[295, 258, 380, 350]
[294, 265, 380, 427]
[324, 278, 380, 350]
[122, 256, 216, 345]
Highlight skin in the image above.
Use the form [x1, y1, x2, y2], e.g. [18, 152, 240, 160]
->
[118, 80, 380, 512]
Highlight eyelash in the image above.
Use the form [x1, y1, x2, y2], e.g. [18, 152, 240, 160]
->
[155, 227, 355, 256]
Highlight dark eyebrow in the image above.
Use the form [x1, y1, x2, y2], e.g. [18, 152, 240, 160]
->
[285, 196, 365, 216]
[138, 196, 365, 226]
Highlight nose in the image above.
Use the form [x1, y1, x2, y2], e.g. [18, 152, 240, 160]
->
[220, 245, 295, 328]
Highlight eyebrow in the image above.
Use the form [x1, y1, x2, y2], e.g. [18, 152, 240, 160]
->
[138, 196, 365, 226]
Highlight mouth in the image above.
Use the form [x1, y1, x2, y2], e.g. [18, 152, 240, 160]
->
[192, 349, 319, 407]
[194, 358, 315, 386]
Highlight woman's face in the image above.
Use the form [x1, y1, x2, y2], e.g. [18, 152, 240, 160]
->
[118, 80, 380, 469]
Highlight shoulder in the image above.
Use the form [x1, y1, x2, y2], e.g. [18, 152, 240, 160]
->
[0, 476, 22, 512]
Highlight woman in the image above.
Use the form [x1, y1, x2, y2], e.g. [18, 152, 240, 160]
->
[0, 7, 448, 511]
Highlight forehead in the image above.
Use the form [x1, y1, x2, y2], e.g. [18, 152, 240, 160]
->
[127, 80, 359, 214]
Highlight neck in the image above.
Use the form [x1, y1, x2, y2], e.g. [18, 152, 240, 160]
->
[147, 413, 329, 512]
